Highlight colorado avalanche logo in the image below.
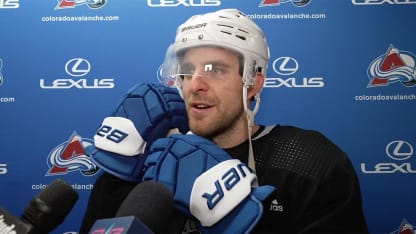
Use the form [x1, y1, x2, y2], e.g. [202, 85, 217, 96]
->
[55, 0, 107, 10]
[390, 218, 416, 234]
[46, 131, 99, 176]
[367, 45, 416, 88]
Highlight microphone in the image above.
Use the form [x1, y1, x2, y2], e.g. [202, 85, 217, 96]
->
[88, 181, 186, 234]
[0, 179, 79, 234]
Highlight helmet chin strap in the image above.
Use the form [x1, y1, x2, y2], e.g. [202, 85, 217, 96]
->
[243, 84, 260, 186]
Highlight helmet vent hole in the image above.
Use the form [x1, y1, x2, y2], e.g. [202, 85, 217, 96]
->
[217, 24, 233, 29]
[238, 28, 249, 34]
[235, 35, 246, 41]
[218, 15, 232, 20]
[220, 30, 232, 35]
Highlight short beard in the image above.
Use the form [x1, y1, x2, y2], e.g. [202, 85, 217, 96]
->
[189, 106, 245, 141]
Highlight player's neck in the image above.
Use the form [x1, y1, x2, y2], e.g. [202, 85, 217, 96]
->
[212, 122, 260, 149]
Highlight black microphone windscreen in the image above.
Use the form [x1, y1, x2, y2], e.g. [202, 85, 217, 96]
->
[115, 181, 176, 233]
[21, 179, 79, 233]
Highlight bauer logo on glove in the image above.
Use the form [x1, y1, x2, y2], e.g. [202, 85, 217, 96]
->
[85, 82, 188, 182]
[190, 159, 257, 227]
[94, 117, 146, 156]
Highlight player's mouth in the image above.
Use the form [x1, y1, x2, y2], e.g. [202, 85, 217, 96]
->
[189, 101, 214, 114]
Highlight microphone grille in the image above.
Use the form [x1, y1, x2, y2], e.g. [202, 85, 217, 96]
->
[22, 179, 79, 233]
[116, 181, 174, 232]
[37, 179, 79, 209]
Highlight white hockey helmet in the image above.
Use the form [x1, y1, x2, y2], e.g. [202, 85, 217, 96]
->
[159, 8, 270, 89]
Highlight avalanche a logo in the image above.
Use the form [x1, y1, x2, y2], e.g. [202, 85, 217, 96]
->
[46, 131, 99, 176]
[259, 0, 310, 7]
[390, 218, 416, 234]
[55, 0, 106, 10]
[367, 45, 416, 88]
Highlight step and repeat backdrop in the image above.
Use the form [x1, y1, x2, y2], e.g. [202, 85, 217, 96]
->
[1, 0, 415, 233]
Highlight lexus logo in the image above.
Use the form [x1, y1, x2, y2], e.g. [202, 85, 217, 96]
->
[272, 57, 299, 75]
[65, 58, 91, 77]
[386, 140, 413, 161]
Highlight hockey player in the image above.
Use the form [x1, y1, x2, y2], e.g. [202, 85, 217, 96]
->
[80, 9, 369, 234]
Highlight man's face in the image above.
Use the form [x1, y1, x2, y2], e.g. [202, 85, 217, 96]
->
[180, 46, 245, 139]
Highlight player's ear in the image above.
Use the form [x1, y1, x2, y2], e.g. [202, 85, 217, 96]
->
[247, 72, 264, 99]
